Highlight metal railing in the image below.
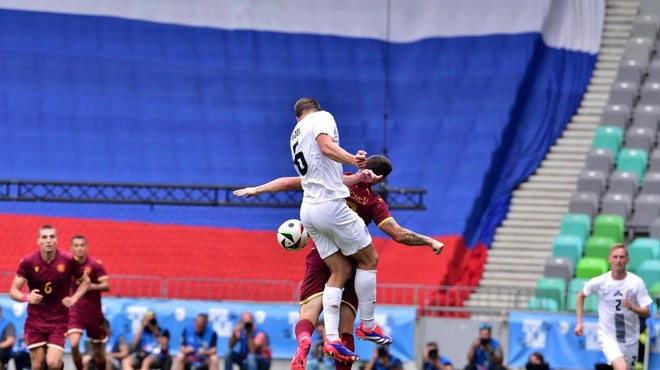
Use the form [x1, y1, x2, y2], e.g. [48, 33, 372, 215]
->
[6, 272, 655, 317]
[0, 180, 426, 210]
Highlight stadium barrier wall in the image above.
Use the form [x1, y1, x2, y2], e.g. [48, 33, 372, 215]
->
[0, 296, 416, 363]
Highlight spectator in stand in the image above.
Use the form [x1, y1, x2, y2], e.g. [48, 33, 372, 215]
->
[423, 342, 452, 370]
[173, 313, 218, 370]
[364, 346, 402, 370]
[0, 306, 16, 370]
[122, 311, 170, 370]
[465, 323, 505, 370]
[307, 321, 334, 370]
[525, 352, 549, 370]
[225, 312, 271, 370]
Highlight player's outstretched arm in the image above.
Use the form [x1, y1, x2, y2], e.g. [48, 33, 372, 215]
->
[574, 291, 586, 336]
[233, 177, 302, 198]
[378, 218, 444, 255]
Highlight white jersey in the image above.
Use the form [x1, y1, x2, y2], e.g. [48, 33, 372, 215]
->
[583, 271, 653, 346]
[290, 111, 350, 203]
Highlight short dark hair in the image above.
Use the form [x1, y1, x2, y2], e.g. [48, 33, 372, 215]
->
[529, 352, 545, 364]
[70, 235, 87, 244]
[37, 224, 56, 237]
[366, 155, 393, 178]
[197, 313, 209, 320]
[294, 97, 321, 118]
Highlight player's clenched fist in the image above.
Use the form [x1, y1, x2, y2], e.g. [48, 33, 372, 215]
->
[574, 323, 583, 336]
[27, 289, 43, 304]
[355, 150, 367, 169]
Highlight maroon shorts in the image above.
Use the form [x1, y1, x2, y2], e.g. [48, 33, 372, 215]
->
[24, 320, 68, 350]
[68, 311, 106, 341]
[300, 246, 358, 313]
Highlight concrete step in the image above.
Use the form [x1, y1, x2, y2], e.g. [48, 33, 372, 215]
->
[565, 122, 598, 131]
[540, 159, 584, 169]
[548, 145, 589, 154]
[562, 130, 599, 139]
[581, 99, 608, 108]
[510, 197, 569, 206]
[606, 7, 638, 15]
[484, 264, 544, 273]
[486, 256, 546, 266]
[578, 106, 605, 115]
[572, 115, 600, 123]
[463, 299, 529, 310]
[594, 69, 618, 78]
[493, 233, 555, 244]
[479, 279, 537, 289]
[511, 189, 572, 200]
[527, 174, 577, 183]
[519, 182, 577, 191]
[604, 15, 636, 24]
[482, 270, 537, 279]
[544, 152, 587, 161]
[594, 61, 620, 71]
[497, 227, 557, 237]
[535, 165, 582, 176]
[508, 205, 567, 214]
[555, 137, 594, 147]
[501, 219, 561, 229]
[489, 248, 552, 259]
[589, 79, 616, 88]
[583, 92, 611, 101]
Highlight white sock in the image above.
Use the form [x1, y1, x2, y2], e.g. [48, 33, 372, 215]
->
[355, 269, 377, 329]
[322, 285, 343, 341]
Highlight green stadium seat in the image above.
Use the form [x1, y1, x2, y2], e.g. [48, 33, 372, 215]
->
[593, 126, 623, 156]
[585, 236, 616, 260]
[576, 257, 609, 279]
[593, 214, 625, 243]
[552, 235, 583, 267]
[534, 277, 566, 311]
[628, 238, 660, 272]
[617, 148, 648, 186]
[635, 260, 660, 288]
[567, 278, 599, 312]
[649, 281, 660, 301]
[560, 214, 591, 242]
[527, 297, 559, 312]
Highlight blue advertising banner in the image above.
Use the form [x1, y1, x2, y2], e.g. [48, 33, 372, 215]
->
[0, 296, 416, 362]
[508, 311, 659, 369]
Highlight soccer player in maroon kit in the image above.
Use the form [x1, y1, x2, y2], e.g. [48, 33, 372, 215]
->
[234, 155, 444, 369]
[9, 225, 91, 370]
[67, 235, 111, 370]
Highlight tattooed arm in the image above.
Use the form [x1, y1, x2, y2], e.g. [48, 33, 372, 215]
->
[379, 218, 444, 255]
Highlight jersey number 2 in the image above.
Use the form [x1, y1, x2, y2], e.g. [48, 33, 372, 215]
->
[292, 142, 308, 176]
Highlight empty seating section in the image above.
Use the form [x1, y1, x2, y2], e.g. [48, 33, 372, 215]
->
[545, 10, 660, 312]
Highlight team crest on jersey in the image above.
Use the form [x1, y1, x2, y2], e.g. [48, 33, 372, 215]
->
[57, 264, 66, 273]
[34, 266, 39, 272]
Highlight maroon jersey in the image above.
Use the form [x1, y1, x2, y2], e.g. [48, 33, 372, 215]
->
[300, 180, 392, 306]
[70, 256, 107, 317]
[17, 249, 84, 326]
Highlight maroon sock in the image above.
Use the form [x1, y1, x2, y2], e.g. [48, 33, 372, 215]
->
[295, 319, 314, 343]
[96, 358, 106, 370]
[73, 358, 83, 370]
[334, 333, 355, 370]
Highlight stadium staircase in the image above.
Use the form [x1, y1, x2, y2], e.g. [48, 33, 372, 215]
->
[464, 0, 641, 314]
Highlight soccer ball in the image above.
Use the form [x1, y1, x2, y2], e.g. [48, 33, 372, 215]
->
[276, 219, 309, 251]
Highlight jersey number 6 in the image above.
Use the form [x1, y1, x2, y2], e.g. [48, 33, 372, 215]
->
[292, 142, 308, 176]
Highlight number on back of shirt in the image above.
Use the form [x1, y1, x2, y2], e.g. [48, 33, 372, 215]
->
[292, 141, 308, 176]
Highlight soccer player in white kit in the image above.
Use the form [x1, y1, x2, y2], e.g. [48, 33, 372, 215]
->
[289, 97, 392, 363]
[574, 243, 652, 370]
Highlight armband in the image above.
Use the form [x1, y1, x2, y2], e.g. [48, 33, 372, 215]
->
[21, 293, 28, 302]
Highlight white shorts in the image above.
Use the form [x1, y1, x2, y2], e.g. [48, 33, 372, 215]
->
[300, 199, 372, 259]
[599, 334, 638, 367]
